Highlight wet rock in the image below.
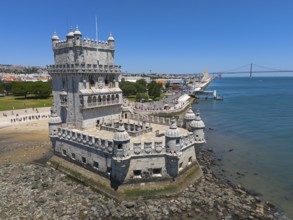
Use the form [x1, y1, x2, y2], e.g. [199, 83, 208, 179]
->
[41, 181, 49, 188]
[122, 201, 136, 208]
[36, 196, 47, 204]
[0, 155, 284, 220]
[207, 148, 214, 153]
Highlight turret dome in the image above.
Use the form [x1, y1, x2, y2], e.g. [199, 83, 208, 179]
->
[113, 122, 129, 141]
[184, 107, 196, 120]
[74, 26, 82, 35]
[190, 110, 205, 128]
[66, 27, 74, 38]
[49, 115, 62, 124]
[51, 32, 59, 41]
[108, 32, 115, 41]
[165, 118, 180, 137]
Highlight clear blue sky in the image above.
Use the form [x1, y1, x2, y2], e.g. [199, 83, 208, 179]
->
[1, 0, 293, 76]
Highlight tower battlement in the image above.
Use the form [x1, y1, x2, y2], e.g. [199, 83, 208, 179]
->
[52, 26, 115, 66]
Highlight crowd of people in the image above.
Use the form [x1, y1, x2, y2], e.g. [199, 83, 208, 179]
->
[1, 107, 50, 126]
[10, 114, 50, 123]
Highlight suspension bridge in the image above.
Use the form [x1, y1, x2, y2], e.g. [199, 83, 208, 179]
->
[209, 63, 293, 77]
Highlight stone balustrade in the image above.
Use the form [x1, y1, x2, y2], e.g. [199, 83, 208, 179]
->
[47, 64, 121, 74]
[128, 113, 184, 127]
[84, 99, 120, 109]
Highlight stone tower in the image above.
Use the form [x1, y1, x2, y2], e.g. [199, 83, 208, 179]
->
[48, 27, 122, 129]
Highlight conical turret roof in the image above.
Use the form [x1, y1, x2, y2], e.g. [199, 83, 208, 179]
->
[113, 121, 129, 141]
[184, 107, 196, 120]
[165, 118, 180, 137]
[190, 110, 205, 128]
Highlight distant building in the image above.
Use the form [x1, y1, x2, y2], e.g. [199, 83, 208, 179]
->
[119, 75, 151, 83]
[156, 78, 184, 89]
[48, 26, 206, 185]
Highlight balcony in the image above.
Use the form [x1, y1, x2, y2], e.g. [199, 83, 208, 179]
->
[83, 99, 121, 109]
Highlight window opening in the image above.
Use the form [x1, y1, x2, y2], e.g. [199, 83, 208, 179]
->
[153, 168, 162, 175]
[188, 157, 192, 164]
[133, 170, 142, 176]
[93, 161, 99, 169]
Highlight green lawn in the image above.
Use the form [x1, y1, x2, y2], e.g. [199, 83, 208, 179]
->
[0, 95, 52, 111]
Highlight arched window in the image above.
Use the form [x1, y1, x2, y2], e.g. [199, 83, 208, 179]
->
[88, 96, 92, 103]
[102, 95, 106, 104]
[93, 96, 97, 103]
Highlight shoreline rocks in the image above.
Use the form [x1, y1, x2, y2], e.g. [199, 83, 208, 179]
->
[0, 149, 287, 220]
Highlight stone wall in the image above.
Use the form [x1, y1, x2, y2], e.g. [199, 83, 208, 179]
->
[53, 126, 199, 182]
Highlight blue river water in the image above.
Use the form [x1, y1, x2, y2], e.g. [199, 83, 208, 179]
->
[193, 77, 293, 218]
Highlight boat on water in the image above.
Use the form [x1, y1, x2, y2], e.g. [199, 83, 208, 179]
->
[214, 95, 224, 101]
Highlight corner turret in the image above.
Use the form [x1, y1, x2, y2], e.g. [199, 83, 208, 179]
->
[74, 26, 82, 46]
[190, 110, 205, 145]
[51, 32, 59, 48]
[107, 32, 115, 50]
[165, 118, 181, 154]
[113, 121, 130, 158]
[184, 107, 196, 130]
[66, 27, 74, 45]
[48, 104, 62, 150]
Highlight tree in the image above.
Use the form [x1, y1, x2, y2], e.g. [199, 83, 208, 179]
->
[120, 81, 137, 97]
[12, 81, 52, 99]
[134, 83, 145, 93]
[32, 81, 52, 98]
[0, 82, 4, 93]
[148, 81, 161, 99]
[12, 81, 31, 98]
[4, 82, 12, 94]
[136, 79, 147, 87]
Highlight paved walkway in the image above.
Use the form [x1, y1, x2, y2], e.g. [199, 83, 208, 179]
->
[0, 107, 51, 128]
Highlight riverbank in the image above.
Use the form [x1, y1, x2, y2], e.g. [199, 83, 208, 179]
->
[0, 118, 286, 219]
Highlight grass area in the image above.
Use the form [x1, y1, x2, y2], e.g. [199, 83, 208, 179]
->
[126, 95, 136, 102]
[0, 95, 52, 111]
